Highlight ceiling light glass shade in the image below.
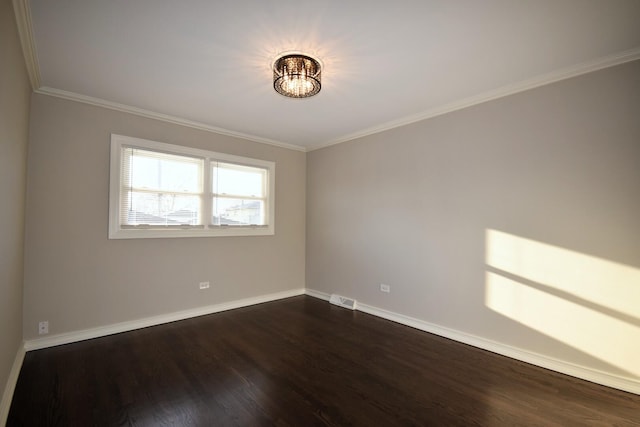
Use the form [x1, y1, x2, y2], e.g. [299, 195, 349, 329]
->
[273, 54, 321, 98]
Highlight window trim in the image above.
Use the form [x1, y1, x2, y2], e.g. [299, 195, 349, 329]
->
[109, 134, 275, 239]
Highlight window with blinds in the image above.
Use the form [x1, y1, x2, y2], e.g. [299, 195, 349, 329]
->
[211, 162, 267, 226]
[109, 134, 275, 239]
[121, 148, 204, 227]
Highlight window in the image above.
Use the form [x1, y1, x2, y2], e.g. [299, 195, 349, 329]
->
[109, 134, 275, 238]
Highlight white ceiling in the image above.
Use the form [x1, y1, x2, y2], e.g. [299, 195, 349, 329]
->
[25, 0, 640, 151]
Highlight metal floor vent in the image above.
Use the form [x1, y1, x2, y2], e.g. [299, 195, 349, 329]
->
[329, 294, 357, 310]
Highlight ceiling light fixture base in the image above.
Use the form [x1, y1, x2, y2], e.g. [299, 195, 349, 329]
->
[273, 53, 322, 98]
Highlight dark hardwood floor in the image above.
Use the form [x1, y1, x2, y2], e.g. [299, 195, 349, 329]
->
[8, 296, 640, 426]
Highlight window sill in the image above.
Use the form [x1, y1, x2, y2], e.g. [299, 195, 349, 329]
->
[108, 225, 274, 239]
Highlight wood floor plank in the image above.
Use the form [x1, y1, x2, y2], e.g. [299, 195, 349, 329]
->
[7, 296, 640, 426]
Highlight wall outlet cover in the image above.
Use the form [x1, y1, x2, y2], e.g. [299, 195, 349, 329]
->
[38, 321, 49, 335]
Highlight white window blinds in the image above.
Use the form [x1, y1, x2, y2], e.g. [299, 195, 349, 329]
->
[120, 147, 204, 227]
[211, 162, 268, 226]
[109, 134, 275, 239]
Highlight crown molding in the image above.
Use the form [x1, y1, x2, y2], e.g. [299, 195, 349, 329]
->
[12, 0, 306, 154]
[35, 87, 307, 152]
[13, 0, 639, 153]
[310, 47, 640, 151]
[12, 0, 41, 90]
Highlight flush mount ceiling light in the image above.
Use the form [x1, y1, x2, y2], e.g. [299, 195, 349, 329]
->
[273, 54, 321, 98]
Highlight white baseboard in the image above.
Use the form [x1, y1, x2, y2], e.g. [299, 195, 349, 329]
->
[17, 288, 640, 396]
[304, 288, 331, 301]
[24, 288, 305, 351]
[304, 289, 640, 395]
[0, 344, 26, 426]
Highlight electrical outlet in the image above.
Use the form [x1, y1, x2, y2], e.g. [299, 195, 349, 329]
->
[199, 281, 210, 290]
[380, 283, 391, 293]
[38, 321, 49, 335]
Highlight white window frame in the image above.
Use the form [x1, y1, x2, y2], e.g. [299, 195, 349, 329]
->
[109, 134, 275, 239]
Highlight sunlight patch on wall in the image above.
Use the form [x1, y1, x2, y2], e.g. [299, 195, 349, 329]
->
[485, 272, 639, 377]
[485, 229, 640, 378]
[486, 229, 640, 319]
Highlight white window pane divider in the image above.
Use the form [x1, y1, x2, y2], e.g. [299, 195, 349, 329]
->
[109, 134, 275, 239]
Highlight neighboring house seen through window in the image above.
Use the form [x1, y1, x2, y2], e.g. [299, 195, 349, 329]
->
[109, 134, 275, 238]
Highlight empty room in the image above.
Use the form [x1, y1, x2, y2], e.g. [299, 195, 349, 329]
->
[2, 0, 640, 425]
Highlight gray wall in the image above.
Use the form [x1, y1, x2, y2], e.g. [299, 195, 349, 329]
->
[23, 94, 306, 340]
[307, 60, 640, 380]
[0, 0, 30, 398]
